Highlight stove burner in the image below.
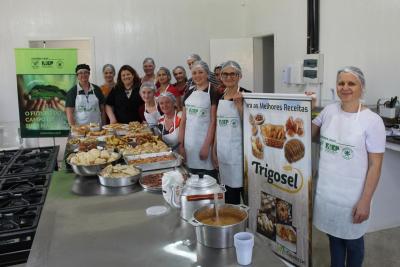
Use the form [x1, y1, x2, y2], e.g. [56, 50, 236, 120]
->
[0, 188, 46, 209]
[6, 162, 48, 175]
[0, 175, 50, 191]
[0, 206, 41, 235]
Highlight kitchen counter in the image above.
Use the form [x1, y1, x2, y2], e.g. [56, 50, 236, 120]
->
[26, 170, 285, 267]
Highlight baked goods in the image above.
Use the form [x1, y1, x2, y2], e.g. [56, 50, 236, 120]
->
[128, 121, 150, 133]
[284, 139, 305, 163]
[86, 129, 107, 137]
[285, 116, 304, 137]
[103, 123, 128, 130]
[249, 114, 255, 126]
[254, 113, 265, 125]
[260, 124, 286, 148]
[140, 173, 163, 190]
[128, 154, 175, 165]
[100, 164, 140, 178]
[123, 140, 169, 155]
[276, 200, 290, 223]
[68, 149, 119, 165]
[252, 125, 258, 136]
[251, 137, 263, 159]
[71, 125, 89, 136]
[276, 224, 296, 243]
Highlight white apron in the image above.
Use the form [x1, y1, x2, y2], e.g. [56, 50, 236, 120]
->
[162, 111, 179, 148]
[144, 103, 160, 126]
[216, 88, 243, 188]
[74, 84, 101, 125]
[313, 103, 369, 239]
[184, 83, 214, 170]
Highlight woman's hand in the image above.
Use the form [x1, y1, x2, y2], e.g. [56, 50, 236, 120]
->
[305, 91, 317, 109]
[233, 92, 243, 110]
[178, 144, 186, 161]
[199, 143, 209, 160]
[352, 198, 371, 224]
[211, 148, 219, 169]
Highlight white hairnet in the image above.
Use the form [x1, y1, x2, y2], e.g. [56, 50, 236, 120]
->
[143, 57, 155, 66]
[191, 60, 210, 75]
[102, 64, 115, 74]
[187, 54, 201, 62]
[140, 81, 157, 92]
[337, 66, 365, 90]
[159, 92, 176, 104]
[221, 60, 242, 77]
[157, 67, 172, 81]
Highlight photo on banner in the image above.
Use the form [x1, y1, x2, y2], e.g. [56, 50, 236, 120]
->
[243, 93, 312, 267]
[14, 48, 77, 137]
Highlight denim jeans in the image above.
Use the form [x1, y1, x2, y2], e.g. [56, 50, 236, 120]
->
[328, 234, 364, 267]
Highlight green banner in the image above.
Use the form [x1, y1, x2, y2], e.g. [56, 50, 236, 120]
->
[15, 48, 77, 137]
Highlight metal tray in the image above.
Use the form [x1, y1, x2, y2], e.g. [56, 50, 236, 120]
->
[139, 168, 176, 192]
[124, 151, 181, 172]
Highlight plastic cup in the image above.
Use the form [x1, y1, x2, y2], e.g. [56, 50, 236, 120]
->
[234, 232, 254, 265]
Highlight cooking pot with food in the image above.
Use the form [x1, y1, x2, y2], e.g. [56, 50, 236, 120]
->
[189, 204, 249, 248]
[170, 174, 225, 221]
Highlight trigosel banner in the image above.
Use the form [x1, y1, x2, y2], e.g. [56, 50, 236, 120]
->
[243, 93, 312, 267]
[15, 48, 77, 137]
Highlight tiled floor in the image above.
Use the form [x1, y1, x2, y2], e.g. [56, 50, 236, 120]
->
[313, 226, 400, 267]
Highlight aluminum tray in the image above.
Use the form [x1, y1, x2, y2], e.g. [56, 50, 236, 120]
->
[139, 168, 176, 192]
[124, 151, 181, 172]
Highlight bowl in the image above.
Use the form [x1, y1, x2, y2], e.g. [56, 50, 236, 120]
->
[98, 171, 141, 187]
[67, 153, 121, 176]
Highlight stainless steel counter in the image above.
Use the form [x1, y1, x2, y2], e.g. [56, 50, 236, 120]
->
[27, 171, 285, 267]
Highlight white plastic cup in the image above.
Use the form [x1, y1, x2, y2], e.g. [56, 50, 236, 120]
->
[234, 232, 254, 265]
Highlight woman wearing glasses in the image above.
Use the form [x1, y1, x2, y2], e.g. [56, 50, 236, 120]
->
[212, 61, 250, 204]
[157, 92, 181, 148]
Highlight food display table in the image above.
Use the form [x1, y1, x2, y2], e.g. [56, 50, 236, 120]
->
[26, 170, 285, 267]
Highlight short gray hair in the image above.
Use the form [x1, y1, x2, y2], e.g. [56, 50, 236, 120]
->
[187, 54, 201, 62]
[102, 64, 115, 74]
[221, 60, 242, 77]
[143, 57, 155, 66]
[158, 92, 176, 104]
[140, 81, 157, 92]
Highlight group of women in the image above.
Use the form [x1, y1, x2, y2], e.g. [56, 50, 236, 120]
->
[66, 56, 386, 267]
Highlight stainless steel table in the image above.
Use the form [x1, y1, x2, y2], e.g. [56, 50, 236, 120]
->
[27, 171, 285, 267]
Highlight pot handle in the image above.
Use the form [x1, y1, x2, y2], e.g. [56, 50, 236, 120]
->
[170, 184, 181, 208]
[238, 204, 250, 212]
[189, 218, 203, 227]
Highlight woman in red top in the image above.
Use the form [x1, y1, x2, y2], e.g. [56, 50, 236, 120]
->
[156, 67, 182, 110]
[172, 66, 188, 97]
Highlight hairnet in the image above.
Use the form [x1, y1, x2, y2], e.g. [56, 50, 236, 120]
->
[173, 66, 186, 75]
[102, 64, 115, 74]
[143, 57, 155, 66]
[140, 81, 157, 92]
[221, 60, 242, 77]
[75, 64, 90, 73]
[337, 66, 365, 90]
[158, 92, 176, 104]
[191, 60, 210, 75]
[187, 54, 201, 62]
[157, 67, 172, 81]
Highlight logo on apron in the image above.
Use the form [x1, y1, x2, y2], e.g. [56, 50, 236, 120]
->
[218, 119, 229, 127]
[231, 119, 239, 128]
[323, 141, 340, 154]
[341, 147, 353, 160]
[188, 107, 198, 115]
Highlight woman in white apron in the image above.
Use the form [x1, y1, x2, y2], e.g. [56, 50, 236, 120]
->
[65, 64, 105, 126]
[311, 66, 385, 267]
[139, 81, 160, 127]
[157, 92, 181, 149]
[213, 61, 251, 204]
[178, 60, 218, 178]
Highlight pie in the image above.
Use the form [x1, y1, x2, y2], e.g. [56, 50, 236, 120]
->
[276, 224, 297, 244]
[140, 173, 163, 188]
[127, 154, 175, 165]
[284, 139, 305, 163]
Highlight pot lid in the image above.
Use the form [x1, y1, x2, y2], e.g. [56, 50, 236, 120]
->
[186, 174, 216, 188]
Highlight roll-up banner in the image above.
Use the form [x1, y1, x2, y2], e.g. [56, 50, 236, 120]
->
[243, 93, 312, 267]
[15, 48, 77, 137]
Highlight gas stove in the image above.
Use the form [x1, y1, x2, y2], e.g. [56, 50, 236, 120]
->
[0, 146, 58, 266]
[1, 147, 59, 177]
[0, 150, 20, 177]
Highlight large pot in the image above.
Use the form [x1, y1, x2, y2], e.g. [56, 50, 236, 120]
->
[189, 204, 249, 248]
[170, 174, 225, 221]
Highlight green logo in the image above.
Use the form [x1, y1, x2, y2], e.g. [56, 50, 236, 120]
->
[188, 107, 198, 115]
[231, 119, 239, 128]
[31, 59, 40, 69]
[324, 142, 340, 154]
[56, 60, 64, 69]
[218, 119, 229, 127]
[199, 109, 206, 117]
[342, 147, 353, 160]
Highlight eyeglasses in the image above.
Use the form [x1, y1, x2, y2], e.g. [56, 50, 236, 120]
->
[221, 72, 239, 79]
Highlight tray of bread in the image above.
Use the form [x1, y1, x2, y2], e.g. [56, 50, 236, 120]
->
[124, 151, 181, 171]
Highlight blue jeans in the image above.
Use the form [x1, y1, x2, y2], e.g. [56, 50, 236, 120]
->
[328, 234, 364, 267]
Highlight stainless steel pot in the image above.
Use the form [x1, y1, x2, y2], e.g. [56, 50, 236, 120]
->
[67, 154, 121, 176]
[189, 204, 249, 248]
[98, 171, 141, 187]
